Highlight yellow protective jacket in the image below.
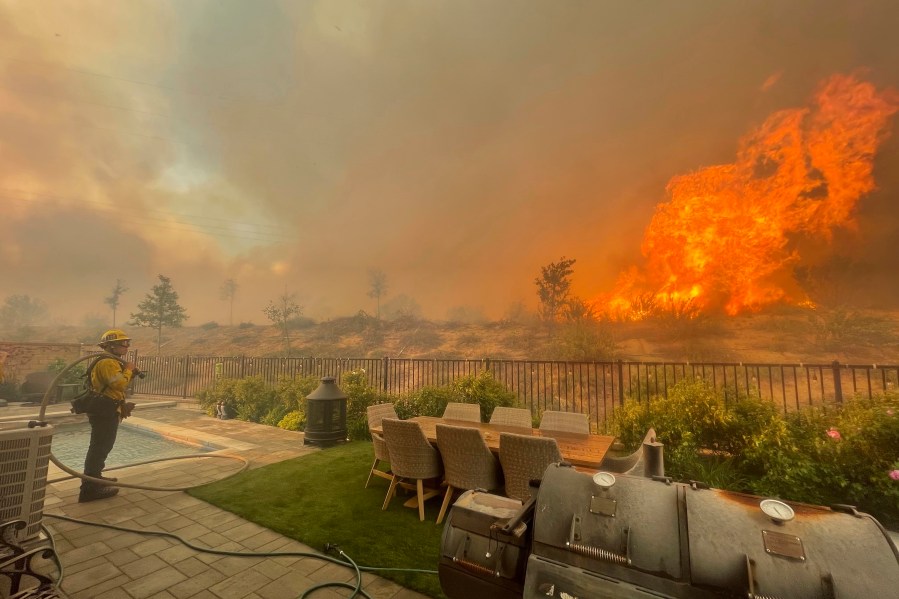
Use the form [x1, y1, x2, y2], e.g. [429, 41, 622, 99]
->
[90, 357, 134, 415]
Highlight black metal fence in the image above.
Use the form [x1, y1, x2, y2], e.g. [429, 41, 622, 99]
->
[129, 354, 899, 428]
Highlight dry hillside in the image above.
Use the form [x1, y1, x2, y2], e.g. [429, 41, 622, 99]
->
[29, 308, 899, 365]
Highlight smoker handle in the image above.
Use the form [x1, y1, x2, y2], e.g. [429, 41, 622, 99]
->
[497, 495, 537, 537]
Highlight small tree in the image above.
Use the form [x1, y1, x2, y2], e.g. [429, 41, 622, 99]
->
[535, 257, 577, 323]
[104, 279, 128, 327]
[263, 292, 303, 356]
[130, 275, 189, 354]
[0, 295, 48, 330]
[367, 269, 388, 320]
[220, 278, 238, 326]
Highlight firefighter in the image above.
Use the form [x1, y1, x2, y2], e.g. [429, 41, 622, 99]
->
[79, 329, 138, 503]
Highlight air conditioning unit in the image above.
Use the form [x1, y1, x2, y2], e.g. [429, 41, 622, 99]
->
[0, 421, 54, 542]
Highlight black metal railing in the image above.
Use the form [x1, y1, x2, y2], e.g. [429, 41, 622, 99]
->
[127, 354, 899, 429]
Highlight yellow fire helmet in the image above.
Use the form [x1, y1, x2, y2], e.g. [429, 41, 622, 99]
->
[99, 329, 131, 347]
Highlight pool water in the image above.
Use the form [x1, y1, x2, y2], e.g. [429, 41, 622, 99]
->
[51, 422, 210, 469]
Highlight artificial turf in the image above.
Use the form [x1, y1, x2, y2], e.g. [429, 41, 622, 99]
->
[188, 441, 447, 598]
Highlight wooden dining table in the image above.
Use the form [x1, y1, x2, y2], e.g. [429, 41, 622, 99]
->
[370, 415, 615, 470]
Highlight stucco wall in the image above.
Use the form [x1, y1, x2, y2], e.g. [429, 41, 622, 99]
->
[0, 341, 85, 383]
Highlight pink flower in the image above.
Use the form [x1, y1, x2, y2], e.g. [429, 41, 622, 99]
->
[890, 470, 899, 481]
[887, 409, 895, 417]
[826, 428, 841, 441]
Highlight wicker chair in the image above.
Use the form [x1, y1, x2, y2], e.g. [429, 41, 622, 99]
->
[435, 424, 503, 524]
[498, 432, 563, 502]
[489, 407, 533, 429]
[539, 410, 590, 435]
[600, 428, 664, 477]
[365, 403, 398, 488]
[442, 402, 481, 423]
[381, 418, 444, 521]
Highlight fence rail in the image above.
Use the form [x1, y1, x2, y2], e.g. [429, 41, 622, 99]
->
[128, 354, 899, 429]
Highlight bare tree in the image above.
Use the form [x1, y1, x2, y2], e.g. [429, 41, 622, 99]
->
[104, 279, 128, 327]
[263, 292, 303, 356]
[220, 278, 238, 326]
[367, 269, 388, 320]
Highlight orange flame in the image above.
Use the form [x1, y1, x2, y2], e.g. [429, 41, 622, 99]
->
[601, 74, 899, 319]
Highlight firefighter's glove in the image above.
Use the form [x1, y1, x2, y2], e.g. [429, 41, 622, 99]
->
[122, 402, 136, 419]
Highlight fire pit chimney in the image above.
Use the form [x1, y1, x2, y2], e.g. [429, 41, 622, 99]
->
[303, 375, 347, 447]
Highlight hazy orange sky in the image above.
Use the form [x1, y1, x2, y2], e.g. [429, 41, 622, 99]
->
[2, 1, 898, 325]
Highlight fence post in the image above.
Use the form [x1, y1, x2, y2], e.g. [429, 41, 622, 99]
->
[617, 359, 625, 407]
[832, 360, 843, 404]
[182, 355, 191, 398]
[239, 355, 245, 378]
[131, 349, 140, 394]
[382, 356, 389, 393]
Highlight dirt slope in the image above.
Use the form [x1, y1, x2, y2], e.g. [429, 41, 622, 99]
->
[32, 309, 899, 365]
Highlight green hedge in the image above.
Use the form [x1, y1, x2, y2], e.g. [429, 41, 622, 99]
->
[195, 369, 518, 441]
[613, 379, 899, 528]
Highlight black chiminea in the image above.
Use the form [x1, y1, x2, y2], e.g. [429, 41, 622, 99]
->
[303, 376, 347, 447]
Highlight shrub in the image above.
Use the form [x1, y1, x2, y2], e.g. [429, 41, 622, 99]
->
[611, 381, 899, 528]
[278, 410, 305, 431]
[339, 369, 388, 441]
[0, 381, 20, 401]
[200, 321, 219, 330]
[394, 371, 517, 422]
[613, 378, 731, 451]
[195, 376, 276, 422]
[274, 375, 320, 414]
[47, 357, 88, 385]
[238, 321, 255, 329]
[747, 395, 899, 525]
[454, 370, 517, 421]
[195, 373, 323, 424]
[396, 386, 461, 420]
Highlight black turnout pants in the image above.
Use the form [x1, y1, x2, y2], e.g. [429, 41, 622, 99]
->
[82, 410, 119, 489]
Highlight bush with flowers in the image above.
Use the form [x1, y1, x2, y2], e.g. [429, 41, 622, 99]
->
[613, 380, 899, 528]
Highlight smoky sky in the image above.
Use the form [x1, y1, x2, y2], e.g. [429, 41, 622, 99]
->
[2, 0, 899, 326]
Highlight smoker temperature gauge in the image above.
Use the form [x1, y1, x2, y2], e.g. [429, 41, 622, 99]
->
[593, 471, 616, 490]
[760, 499, 795, 523]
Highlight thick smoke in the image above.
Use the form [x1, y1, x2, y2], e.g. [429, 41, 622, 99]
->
[1, 0, 898, 328]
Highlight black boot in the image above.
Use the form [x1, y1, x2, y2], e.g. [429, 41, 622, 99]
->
[79, 485, 119, 503]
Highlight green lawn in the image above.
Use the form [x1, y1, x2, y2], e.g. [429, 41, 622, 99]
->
[188, 441, 446, 598]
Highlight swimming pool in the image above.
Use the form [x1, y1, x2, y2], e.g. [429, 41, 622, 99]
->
[51, 422, 211, 469]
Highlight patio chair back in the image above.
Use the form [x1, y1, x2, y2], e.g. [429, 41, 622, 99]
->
[499, 432, 562, 502]
[381, 418, 443, 520]
[365, 403, 398, 487]
[435, 424, 503, 524]
[367, 403, 398, 429]
[539, 410, 590, 435]
[442, 402, 481, 423]
[489, 407, 532, 429]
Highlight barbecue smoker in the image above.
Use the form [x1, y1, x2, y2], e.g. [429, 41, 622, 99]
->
[439, 463, 899, 599]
